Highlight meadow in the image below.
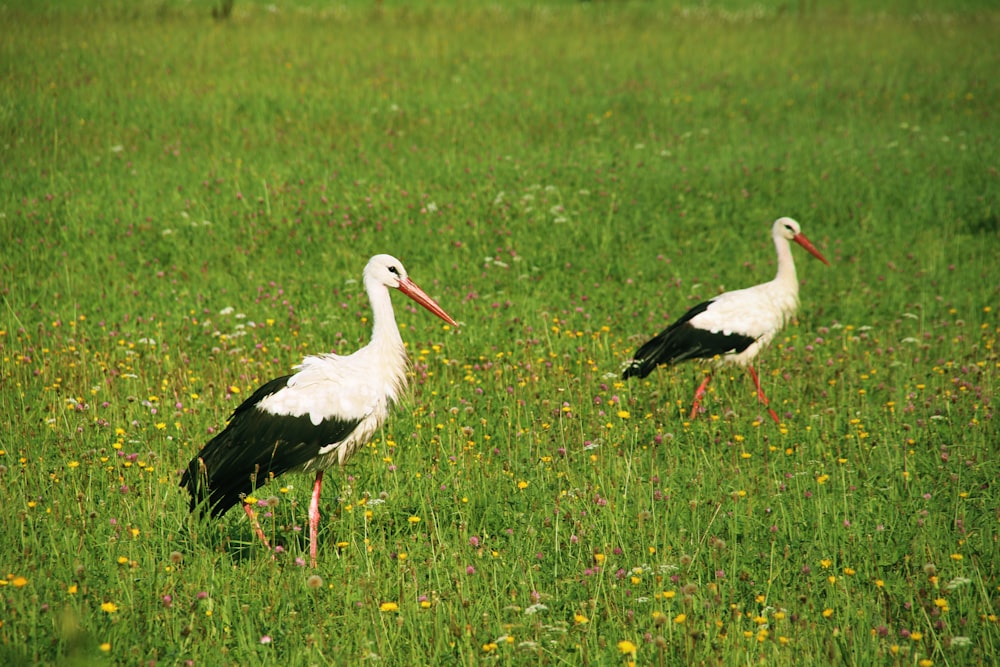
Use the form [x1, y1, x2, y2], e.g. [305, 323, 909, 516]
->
[1, 0, 998, 664]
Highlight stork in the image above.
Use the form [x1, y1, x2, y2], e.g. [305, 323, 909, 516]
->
[180, 254, 457, 566]
[622, 217, 828, 423]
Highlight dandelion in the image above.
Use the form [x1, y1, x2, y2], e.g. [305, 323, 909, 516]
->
[822, 608, 833, 618]
[482, 642, 498, 653]
[12, 576, 28, 588]
[617, 640, 637, 656]
[408, 516, 421, 524]
[306, 575, 323, 589]
[101, 602, 119, 613]
[674, 613, 686, 624]
[379, 602, 399, 613]
[99, 643, 111, 652]
[574, 613, 590, 625]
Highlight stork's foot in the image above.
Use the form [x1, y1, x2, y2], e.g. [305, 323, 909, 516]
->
[243, 503, 276, 558]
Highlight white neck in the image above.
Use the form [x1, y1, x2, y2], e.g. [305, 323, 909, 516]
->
[773, 234, 798, 292]
[365, 275, 403, 351]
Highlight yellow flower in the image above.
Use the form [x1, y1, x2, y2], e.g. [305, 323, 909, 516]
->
[674, 613, 686, 624]
[817, 474, 830, 484]
[379, 602, 399, 613]
[482, 642, 498, 652]
[67, 584, 78, 594]
[617, 410, 630, 419]
[101, 602, 119, 613]
[663, 590, 676, 599]
[517, 480, 529, 490]
[12, 576, 28, 588]
[820, 559, 832, 569]
[910, 631, 923, 641]
[822, 608, 833, 618]
[574, 614, 589, 625]
[918, 660, 933, 667]
[617, 640, 637, 656]
[950, 553, 963, 561]
[99, 643, 111, 652]
[408, 516, 421, 524]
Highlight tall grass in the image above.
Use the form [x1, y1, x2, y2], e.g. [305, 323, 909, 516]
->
[2, 1, 997, 665]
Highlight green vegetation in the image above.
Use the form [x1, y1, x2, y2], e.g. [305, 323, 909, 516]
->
[2, 1, 997, 664]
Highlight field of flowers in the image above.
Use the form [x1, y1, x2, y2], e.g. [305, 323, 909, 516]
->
[2, 1, 997, 665]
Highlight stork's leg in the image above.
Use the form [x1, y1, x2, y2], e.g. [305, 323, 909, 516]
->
[243, 503, 272, 550]
[308, 470, 324, 568]
[689, 374, 713, 419]
[746, 364, 780, 424]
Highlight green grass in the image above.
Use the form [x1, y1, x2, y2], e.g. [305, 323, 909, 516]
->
[2, 1, 998, 665]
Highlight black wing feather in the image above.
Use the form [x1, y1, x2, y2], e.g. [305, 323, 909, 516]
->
[179, 375, 362, 517]
[623, 300, 757, 380]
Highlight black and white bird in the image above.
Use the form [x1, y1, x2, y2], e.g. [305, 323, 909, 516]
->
[623, 217, 829, 423]
[180, 254, 457, 566]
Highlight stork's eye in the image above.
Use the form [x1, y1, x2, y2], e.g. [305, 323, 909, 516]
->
[388, 266, 400, 276]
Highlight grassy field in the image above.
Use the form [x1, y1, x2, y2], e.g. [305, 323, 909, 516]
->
[2, 0, 998, 664]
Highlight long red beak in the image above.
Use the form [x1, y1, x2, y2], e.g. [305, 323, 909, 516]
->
[398, 277, 458, 326]
[793, 233, 830, 266]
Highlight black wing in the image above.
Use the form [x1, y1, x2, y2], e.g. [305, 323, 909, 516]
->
[622, 300, 756, 380]
[179, 375, 362, 517]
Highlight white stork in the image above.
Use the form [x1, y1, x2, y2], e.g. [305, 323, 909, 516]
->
[180, 254, 457, 566]
[623, 217, 828, 423]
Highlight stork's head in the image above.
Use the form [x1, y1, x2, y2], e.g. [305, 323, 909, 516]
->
[365, 254, 458, 326]
[773, 217, 830, 266]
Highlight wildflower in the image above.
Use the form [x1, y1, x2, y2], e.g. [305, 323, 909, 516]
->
[674, 613, 686, 624]
[67, 584, 78, 594]
[482, 642, 498, 652]
[822, 608, 833, 618]
[379, 602, 399, 613]
[12, 576, 28, 588]
[306, 575, 323, 589]
[99, 643, 111, 652]
[101, 602, 119, 613]
[408, 516, 421, 524]
[574, 614, 589, 625]
[260, 635, 272, 644]
[617, 640, 637, 656]
[517, 480, 529, 490]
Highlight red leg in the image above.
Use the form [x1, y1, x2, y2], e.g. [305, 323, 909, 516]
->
[308, 470, 324, 568]
[243, 503, 272, 549]
[746, 364, 779, 424]
[689, 374, 713, 419]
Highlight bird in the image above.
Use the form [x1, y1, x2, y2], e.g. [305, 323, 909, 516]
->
[622, 217, 829, 423]
[180, 254, 458, 566]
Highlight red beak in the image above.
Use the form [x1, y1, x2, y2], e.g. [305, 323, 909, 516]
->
[793, 234, 830, 266]
[398, 277, 458, 326]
